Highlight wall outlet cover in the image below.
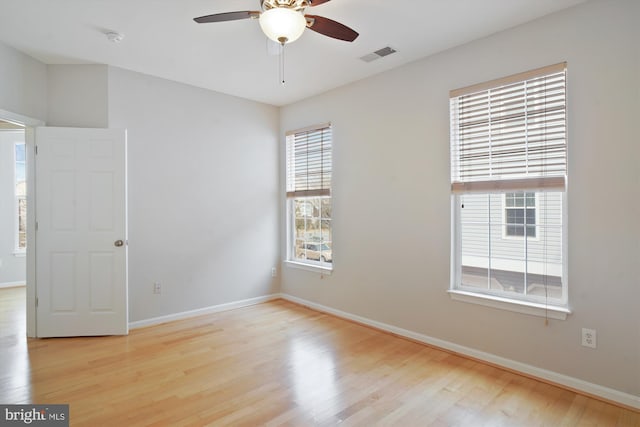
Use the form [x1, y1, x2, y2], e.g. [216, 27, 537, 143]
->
[581, 328, 596, 349]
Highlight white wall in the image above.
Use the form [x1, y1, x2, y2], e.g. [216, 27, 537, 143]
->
[41, 64, 281, 322]
[47, 65, 108, 128]
[107, 67, 281, 322]
[0, 131, 26, 286]
[280, 0, 640, 399]
[0, 41, 47, 121]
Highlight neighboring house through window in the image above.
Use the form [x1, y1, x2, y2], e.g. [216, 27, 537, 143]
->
[504, 192, 536, 238]
[286, 123, 332, 269]
[449, 63, 568, 313]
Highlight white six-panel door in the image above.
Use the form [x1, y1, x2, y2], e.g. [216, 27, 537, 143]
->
[35, 127, 127, 337]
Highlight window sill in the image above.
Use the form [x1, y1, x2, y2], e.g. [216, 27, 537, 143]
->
[284, 260, 333, 275]
[13, 251, 26, 257]
[448, 290, 570, 320]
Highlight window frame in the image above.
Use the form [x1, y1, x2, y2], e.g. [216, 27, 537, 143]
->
[449, 63, 569, 318]
[14, 141, 26, 255]
[285, 123, 333, 273]
[450, 192, 569, 319]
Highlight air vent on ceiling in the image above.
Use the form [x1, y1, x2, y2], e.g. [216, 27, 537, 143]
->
[360, 46, 397, 63]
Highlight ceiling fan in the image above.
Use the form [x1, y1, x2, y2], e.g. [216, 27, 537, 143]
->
[194, 0, 359, 45]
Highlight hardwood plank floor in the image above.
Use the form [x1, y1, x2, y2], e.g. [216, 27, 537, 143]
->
[1, 288, 638, 426]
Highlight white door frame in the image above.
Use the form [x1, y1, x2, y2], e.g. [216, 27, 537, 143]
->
[0, 109, 45, 337]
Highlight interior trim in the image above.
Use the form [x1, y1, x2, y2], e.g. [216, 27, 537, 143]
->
[128, 294, 281, 329]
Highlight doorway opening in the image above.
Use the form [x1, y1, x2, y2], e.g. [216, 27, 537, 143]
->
[0, 120, 26, 339]
[0, 109, 44, 338]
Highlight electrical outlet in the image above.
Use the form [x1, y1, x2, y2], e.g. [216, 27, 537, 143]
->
[581, 328, 596, 348]
[271, 267, 277, 278]
[153, 282, 161, 294]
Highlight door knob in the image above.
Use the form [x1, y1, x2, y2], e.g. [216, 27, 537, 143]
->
[114, 240, 124, 247]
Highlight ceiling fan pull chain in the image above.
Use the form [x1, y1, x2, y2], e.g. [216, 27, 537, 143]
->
[280, 43, 286, 86]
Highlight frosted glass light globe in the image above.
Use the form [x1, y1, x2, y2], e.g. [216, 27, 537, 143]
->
[259, 8, 306, 44]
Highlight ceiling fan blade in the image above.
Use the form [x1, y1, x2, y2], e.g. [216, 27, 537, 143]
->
[194, 11, 260, 24]
[308, 0, 332, 6]
[305, 15, 359, 42]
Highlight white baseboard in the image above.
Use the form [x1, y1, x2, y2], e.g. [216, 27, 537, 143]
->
[0, 281, 26, 289]
[281, 293, 640, 411]
[129, 294, 281, 329]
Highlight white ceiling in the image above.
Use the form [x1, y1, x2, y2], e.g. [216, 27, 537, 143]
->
[0, 0, 587, 107]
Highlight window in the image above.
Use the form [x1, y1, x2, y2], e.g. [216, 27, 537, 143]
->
[504, 192, 536, 238]
[15, 142, 26, 252]
[450, 63, 567, 310]
[286, 124, 332, 269]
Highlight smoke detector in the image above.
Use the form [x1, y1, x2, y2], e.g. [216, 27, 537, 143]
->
[105, 32, 124, 43]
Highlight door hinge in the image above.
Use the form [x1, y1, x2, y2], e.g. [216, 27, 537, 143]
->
[36, 297, 38, 308]
[35, 145, 38, 155]
[35, 221, 39, 231]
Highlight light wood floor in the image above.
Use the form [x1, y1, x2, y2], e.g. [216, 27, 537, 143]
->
[1, 288, 638, 426]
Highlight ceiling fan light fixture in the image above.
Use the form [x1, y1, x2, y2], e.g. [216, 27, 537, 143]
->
[259, 7, 307, 45]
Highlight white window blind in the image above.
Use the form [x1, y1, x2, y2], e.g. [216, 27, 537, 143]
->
[286, 123, 332, 198]
[450, 63, 567, 193]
